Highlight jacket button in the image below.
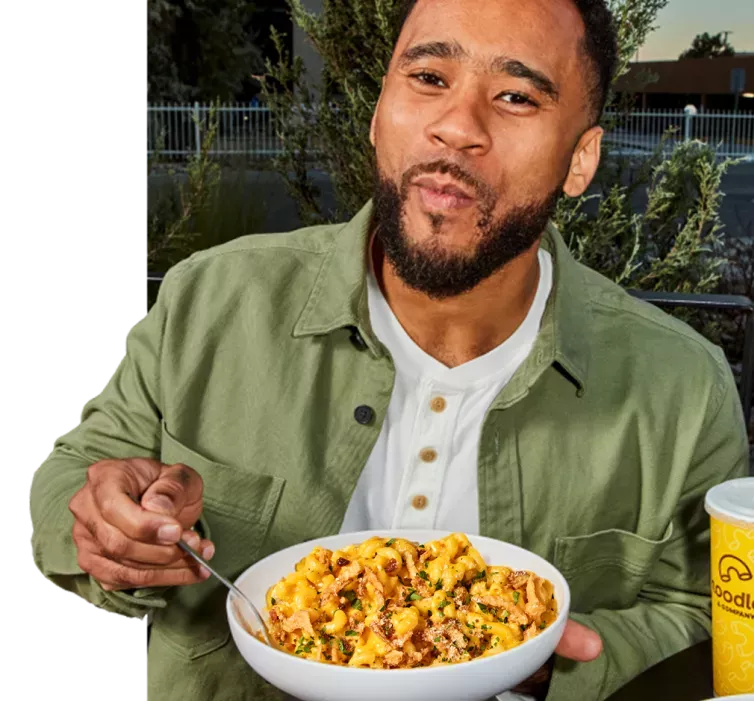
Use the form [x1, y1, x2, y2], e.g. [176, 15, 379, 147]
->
[354, 405, 375, 425]
[349, 327, 368, 351]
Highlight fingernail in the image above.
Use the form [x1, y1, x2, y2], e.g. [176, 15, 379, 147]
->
[144, 496, 174, 514]
[587, 633, 603, 659]
[181, 529, 199, 548]
[202, 544, 215, 560]
[199, 566, 211, 579]
[157, 523, 181, 543]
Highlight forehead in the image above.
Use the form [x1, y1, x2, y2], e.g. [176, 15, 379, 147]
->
[394, 0, 585, 81]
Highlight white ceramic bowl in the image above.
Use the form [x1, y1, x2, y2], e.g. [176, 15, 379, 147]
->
[226, 530, 570, 701]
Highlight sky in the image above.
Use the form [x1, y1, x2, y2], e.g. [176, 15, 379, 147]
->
[639, 0, 754, 61]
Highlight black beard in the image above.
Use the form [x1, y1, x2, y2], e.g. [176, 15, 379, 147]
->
[372, 160, 562, 300]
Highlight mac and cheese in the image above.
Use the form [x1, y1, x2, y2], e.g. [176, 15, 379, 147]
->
[264, 533, 557, 668]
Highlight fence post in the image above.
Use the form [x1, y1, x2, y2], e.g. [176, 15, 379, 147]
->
[193, 102, 201, 157]
[683, 104, 697, 142]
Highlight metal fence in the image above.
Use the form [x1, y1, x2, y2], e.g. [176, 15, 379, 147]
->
[603, 109, 754, 160]
[147, 103, 754, 162]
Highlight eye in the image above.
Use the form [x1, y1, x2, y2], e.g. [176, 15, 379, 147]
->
[498, 92, 538, 107]
[410, 71, 447, 88]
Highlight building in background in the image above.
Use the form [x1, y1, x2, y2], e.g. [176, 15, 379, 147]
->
[615, 55, 754, 112]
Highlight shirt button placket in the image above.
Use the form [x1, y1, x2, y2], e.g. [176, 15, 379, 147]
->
[405, 387, 449, 527]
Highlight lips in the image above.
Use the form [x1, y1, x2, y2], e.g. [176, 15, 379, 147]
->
[412, 175, 476, 211]
[412, 175, 474, 200]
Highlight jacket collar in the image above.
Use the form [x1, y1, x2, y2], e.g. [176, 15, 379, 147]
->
[293, 200, 590, 392]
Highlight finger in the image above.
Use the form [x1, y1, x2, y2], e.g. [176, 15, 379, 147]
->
[74, 512, 209, 566]
[555, 619, 603, 661]
[78, 546, 212, 591]
[141, 463, 203, 528]
[90, 473, 182, 545]
[118, 535, 215, 570]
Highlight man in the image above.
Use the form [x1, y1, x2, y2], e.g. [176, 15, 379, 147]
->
[30, 0, 749, 700]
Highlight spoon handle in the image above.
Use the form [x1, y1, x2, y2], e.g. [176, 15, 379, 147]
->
[177, 539, 271, 644]
[177, 539, 247, 601]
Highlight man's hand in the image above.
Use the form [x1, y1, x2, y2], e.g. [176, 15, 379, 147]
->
[511, 620, 603, 698]
[69, 457, 215, 591]
[555, 619, 603, 661]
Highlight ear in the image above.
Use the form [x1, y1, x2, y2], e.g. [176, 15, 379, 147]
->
[562, 125, 603, 198]
[370, 76, 386, 147]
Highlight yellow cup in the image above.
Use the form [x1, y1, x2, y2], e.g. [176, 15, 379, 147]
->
[705, 478, 754, 697]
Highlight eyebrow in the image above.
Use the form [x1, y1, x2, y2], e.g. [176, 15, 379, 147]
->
[396, 41, 560, 102]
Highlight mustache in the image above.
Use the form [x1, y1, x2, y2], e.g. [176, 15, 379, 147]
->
[398, 159, 496, 202]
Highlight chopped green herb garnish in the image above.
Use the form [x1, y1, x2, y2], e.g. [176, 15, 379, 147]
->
[345, 630, 359, 636]
[386, 538, 395, 546]
[384, 611, 393, 618]
[474, 570, 486, 581]
[337, 638, 349, 654]
[478, 603, 490, 613]
[520, 624, 528, 631]
[501, 611, 509, 623]
[513, 592, 520, 605]
[295, 637, 315, 655]
[408, 591, 422, 601]
[434, 636, 442, 642]
[270, 597, 276, 605]
[438, 599, 451, 609]
[351, 598, 363, 611]
[343, 590, 357, 603]
[539, 622, 547, 629]
[380, 603, 386, 611]
[418, 571, 429, 581]
[435, 579, 443, 590]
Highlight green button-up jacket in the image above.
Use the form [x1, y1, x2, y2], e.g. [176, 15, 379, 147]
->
[30, 202, 749, 701]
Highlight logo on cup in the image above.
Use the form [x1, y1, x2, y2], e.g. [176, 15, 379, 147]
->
[719, 554, 753, 583]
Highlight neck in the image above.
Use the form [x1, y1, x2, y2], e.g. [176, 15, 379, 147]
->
[371, 233, 543, 368]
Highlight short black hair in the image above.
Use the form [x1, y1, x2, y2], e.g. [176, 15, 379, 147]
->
[394, 0, 619, 122]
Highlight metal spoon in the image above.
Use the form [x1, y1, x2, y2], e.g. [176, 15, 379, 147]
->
[177, 539, 272, 645]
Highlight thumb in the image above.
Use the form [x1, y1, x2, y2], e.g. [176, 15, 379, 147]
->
[141, 482, 177, 516]
[555, 619, 603, 662]
[141, 464, 192, 516]
[141, 463, 203, 528]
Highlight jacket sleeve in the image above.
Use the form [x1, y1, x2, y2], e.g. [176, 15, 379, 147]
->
[29, 265, 188, 619]
[546, 358, 750, 700]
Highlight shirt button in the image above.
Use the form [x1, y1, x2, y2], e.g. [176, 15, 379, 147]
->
[419, 448, 437, 463]
[411, 495, 428, 510]
[430, 396, 447, 413]
[354, 405, 375, 425]
[348, 327, 368, 351]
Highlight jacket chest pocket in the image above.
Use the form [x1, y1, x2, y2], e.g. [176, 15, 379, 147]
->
[554, 523, 673, 613]
[153, 422, 286, 660]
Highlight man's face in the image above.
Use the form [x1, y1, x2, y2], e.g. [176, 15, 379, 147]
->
[370, 0, 600, 297]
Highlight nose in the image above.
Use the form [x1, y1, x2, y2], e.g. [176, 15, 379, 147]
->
[425, 91, 492, 156]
